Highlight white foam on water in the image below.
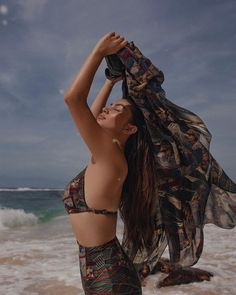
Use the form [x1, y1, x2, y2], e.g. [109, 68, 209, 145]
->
[0, 217, 236, 295]
[0, 208, 38, 230]
[0, 187, 63, 191]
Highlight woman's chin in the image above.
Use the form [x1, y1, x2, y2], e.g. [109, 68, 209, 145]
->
[97, 119, 105, 126]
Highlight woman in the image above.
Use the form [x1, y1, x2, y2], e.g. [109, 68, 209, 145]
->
[63, 31, 236, 291]
[62, 32, 156, 294]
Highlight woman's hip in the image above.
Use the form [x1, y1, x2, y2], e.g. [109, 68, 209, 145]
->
[77, 235, 142, 294]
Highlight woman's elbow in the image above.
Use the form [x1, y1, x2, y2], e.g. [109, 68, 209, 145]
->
[64, 95, 72, 103]
[64, 94, 87, 107]
[64, 92, 77, 104]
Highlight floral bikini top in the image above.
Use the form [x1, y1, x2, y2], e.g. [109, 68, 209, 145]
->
[62, 166, 118, 215]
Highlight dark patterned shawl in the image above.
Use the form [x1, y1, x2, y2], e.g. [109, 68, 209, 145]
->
[105, 42, 236, 271]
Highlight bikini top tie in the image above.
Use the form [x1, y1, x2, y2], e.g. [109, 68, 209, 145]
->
[62, 167, 118, 215]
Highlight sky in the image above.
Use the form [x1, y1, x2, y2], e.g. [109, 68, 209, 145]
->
[0, 0, 235, 188]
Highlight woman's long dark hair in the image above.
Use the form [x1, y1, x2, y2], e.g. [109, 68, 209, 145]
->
[119, 96, 159, 259]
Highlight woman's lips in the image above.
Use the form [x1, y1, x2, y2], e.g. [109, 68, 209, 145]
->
[97, 114, 106, 120]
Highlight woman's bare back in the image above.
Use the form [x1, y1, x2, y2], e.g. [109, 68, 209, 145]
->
[69, 143, 128, 247]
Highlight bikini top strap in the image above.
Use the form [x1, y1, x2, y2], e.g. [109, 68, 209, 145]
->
[86, 207, 118, 215]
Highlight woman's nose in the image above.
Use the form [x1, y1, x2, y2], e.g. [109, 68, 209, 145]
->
[102, 107, 109, 113]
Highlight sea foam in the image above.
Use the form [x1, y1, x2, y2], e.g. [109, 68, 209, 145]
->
[0, 207, 38, 230]
[0, 187, 63, 191]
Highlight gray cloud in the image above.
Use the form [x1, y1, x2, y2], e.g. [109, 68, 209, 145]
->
[0, 0, 235, 187]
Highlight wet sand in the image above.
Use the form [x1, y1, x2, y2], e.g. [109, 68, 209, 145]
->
[0, 215, 236, 295]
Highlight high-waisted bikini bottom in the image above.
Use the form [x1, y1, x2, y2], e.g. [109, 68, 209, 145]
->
[77, 236, 142, 294]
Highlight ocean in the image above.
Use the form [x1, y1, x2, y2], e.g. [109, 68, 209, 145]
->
[0, 188, 236, 295]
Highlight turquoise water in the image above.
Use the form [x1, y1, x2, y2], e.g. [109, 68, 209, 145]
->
[0, 189, 66, 228]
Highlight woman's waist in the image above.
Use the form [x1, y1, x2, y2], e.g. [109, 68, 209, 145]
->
[69, 212, 118, 247]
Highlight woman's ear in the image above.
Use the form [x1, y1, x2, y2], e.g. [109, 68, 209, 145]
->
[131, 125, 138, 135]
[123, 123, 138, 135]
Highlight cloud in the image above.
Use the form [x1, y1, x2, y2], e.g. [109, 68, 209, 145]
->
[1, 0, 235, 187]
[16, 0, 48, 22]
[0, 4, 8, 15]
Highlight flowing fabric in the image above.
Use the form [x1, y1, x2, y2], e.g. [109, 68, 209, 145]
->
[105, 42, 236, 272]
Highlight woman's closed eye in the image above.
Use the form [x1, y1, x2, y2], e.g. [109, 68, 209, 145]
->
[109, 104, 123, 112]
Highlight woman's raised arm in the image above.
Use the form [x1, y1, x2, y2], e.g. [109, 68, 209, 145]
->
[63, 32, 128, 160]
[64, 32, 127, 103]
[89, 77, 123, 119]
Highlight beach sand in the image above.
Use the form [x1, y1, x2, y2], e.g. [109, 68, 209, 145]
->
[0, 214, 236, 295]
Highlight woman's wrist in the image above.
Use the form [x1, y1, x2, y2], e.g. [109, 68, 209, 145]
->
[105, 79, 115, 87]
[91, 46, 105, 59]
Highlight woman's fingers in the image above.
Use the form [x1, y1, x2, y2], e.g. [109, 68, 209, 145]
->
[108, 32, 116, 37]
[118, 39, 128, 48]
[111, 33, 125, 40]
[99, 32, 128, 55]
[121, 39, 128, 45]
[109, 32, 127, 43]
[117, 39, 128, 51]
[111, 34, 121, 40]
[107, 32, 125, 40]
[113, 36, 127, 44]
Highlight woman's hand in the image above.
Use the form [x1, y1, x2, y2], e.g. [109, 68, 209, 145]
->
[112, 75, 124, 83]
[106, 74, 124, 87]
[93, 32, 128, 57]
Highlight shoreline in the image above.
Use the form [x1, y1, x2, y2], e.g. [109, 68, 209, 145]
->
[0, 215, 235, 294]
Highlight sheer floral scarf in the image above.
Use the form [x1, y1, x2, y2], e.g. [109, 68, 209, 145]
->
[105, 42, 236, 272]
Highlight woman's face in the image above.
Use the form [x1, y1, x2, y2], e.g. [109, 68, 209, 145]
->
[96, 98, 133, 132]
